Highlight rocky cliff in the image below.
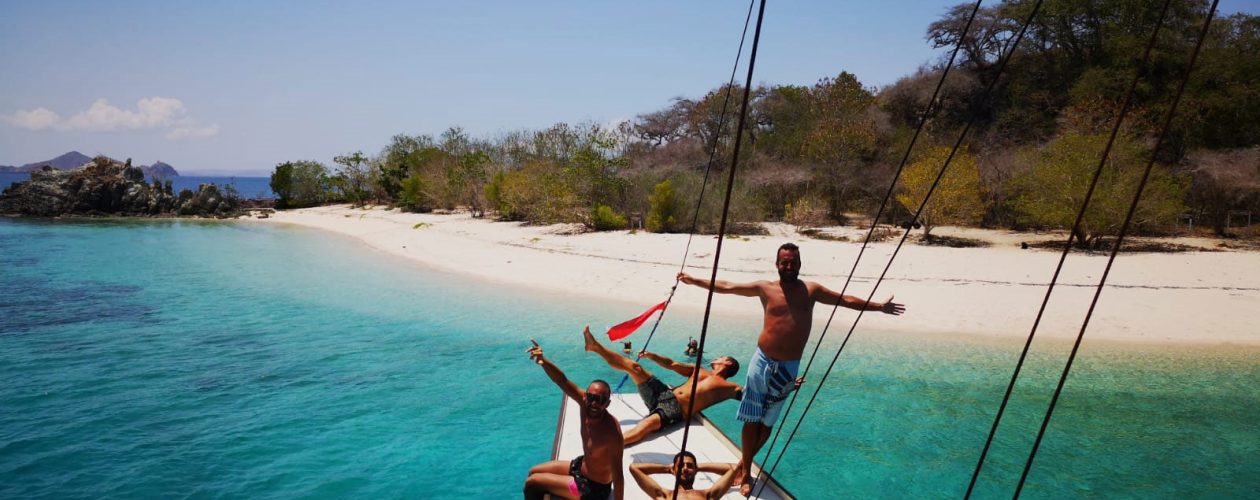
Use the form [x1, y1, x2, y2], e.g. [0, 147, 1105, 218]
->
[0, 156, 239, 217]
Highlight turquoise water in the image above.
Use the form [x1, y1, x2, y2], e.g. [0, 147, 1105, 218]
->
[1, 218, 1256, 498]
[0, 172, 274, 198]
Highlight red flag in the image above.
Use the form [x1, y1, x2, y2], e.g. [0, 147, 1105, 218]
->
[607, 301, 667, 341]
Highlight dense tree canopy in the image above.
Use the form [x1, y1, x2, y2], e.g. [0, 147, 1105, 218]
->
[270, 161, 330, 209]
[1011, 132, 1187, 248]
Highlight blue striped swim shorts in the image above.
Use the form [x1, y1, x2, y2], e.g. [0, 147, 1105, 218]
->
[736, 347, 799, 426]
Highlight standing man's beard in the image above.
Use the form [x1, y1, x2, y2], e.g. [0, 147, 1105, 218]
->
[779, 269, 799, 281]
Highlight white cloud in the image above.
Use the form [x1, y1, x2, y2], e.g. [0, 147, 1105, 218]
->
[4, 97, 219, 140]
[166, 124, 220, 140]
[61, 97, 187, 131]
[4, 107, 62, 130]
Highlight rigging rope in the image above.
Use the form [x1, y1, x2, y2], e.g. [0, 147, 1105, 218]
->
[671, 0, 767, 497]
[1013, 2, 1219, 496]
[613, 0, 757, 393]
[964, 0, 1177, 495]
[750, 0, 985, 489]
[755, 0, 1047, 495]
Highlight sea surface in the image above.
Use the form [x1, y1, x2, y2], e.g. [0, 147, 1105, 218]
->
[0, 172, 274, 199]
[1, 218, 1256, 498]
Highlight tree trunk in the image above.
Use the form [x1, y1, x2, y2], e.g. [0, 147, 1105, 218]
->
[1072, 227, 1089, 249]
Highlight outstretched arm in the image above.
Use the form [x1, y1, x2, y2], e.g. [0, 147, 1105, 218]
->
[527, 339, 584, 403]
[813, 284, 905, 315]
[678, 272, 764, 297]
[639, 350, 696, 378]
[629, 463, 668, 499]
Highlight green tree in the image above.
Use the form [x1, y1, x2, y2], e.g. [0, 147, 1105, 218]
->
[1181, 13, 1260, 150]
[332, 151, 371, 206]
[590, 205, 628, 231]
[270, 160, 330, 209]
[376, 134, 437, 201]
[1012, 132, 1187, 248]
[895, 146, 985, 238]
[269, 162, 294, 208]
[454, 150, 491, 216]
[646, 179, 680, 232]
[484, 161, 578, 223]
[399, 174, 429, 212]
[754, 85, 813, 158]
[485, 170, 513, 218]
[800, 72, 880, 164]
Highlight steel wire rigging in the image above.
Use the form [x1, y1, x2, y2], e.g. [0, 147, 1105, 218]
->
[754, 0, 1049, 496]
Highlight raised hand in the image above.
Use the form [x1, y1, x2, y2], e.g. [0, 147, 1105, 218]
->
[527, 338, 545, 365]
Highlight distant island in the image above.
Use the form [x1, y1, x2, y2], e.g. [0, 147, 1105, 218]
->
[0, 151, 179, 177]
[0, 155, 243, 218]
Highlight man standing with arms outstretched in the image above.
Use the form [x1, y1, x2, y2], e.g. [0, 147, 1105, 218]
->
[678, 242, 906, 496]
[524, 339, 625, 500]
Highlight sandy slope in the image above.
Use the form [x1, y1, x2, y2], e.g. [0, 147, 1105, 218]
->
[254, 205, 1260, 346]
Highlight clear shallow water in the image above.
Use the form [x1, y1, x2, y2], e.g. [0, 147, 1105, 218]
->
[0, 218, 1256, 498]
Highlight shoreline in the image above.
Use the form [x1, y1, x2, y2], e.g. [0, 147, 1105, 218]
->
[253, 205, 1260, 348]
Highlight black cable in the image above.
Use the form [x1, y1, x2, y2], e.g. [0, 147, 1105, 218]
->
[963, 0, 1174, 495]
[614, 0, 757, 393]
[672, 1, 767, 498]
[755, 1, 1046, 496]
[751, 0, 985, 490]
[1013, 2, 1219, 497]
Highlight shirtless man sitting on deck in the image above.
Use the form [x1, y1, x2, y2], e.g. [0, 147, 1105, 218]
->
[524, 339, 625, 500]
[630, 452, 738, 500]
[582, 326, 742, 446]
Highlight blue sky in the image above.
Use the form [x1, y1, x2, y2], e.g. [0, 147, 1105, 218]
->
[2, 1, 1256, 175]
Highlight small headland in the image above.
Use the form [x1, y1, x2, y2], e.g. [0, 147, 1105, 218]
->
[0, 155, 271, 219]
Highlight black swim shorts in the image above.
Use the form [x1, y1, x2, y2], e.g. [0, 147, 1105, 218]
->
[636, 376, 684, 426]
[569, 455, 613, 500]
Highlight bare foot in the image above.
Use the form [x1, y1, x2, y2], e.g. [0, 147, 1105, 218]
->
[732, 466, 747, 487]
[582, 325, 599, 352]
[739, 478, 754, 497]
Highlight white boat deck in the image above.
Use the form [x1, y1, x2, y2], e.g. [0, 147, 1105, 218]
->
[551, 393, 793, 499]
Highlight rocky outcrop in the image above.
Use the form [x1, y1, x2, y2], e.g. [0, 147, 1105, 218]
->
[0, 156, 239, 218]
[144, 161, 179, 177]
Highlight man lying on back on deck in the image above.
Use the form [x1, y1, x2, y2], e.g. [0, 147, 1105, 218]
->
[582, 325, 741, 446]
[630, 452, 738, 500]
[524, 339, 625, 500]
[678, 242, 906, 495]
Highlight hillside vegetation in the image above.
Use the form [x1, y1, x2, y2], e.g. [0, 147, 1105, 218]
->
[270, 0, 1259, 247]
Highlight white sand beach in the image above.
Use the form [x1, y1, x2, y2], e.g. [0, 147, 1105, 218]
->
[256, 205, 1260, 346]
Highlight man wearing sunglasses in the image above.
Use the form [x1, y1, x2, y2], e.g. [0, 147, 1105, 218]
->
[582, 325, 741, 446]
[524, 339, 625, 500]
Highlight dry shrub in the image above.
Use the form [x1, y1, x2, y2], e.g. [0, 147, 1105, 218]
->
[785, 195, 830, 228]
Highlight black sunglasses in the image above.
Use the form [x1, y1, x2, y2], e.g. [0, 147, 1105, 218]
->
[585, 393, 610, 405]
